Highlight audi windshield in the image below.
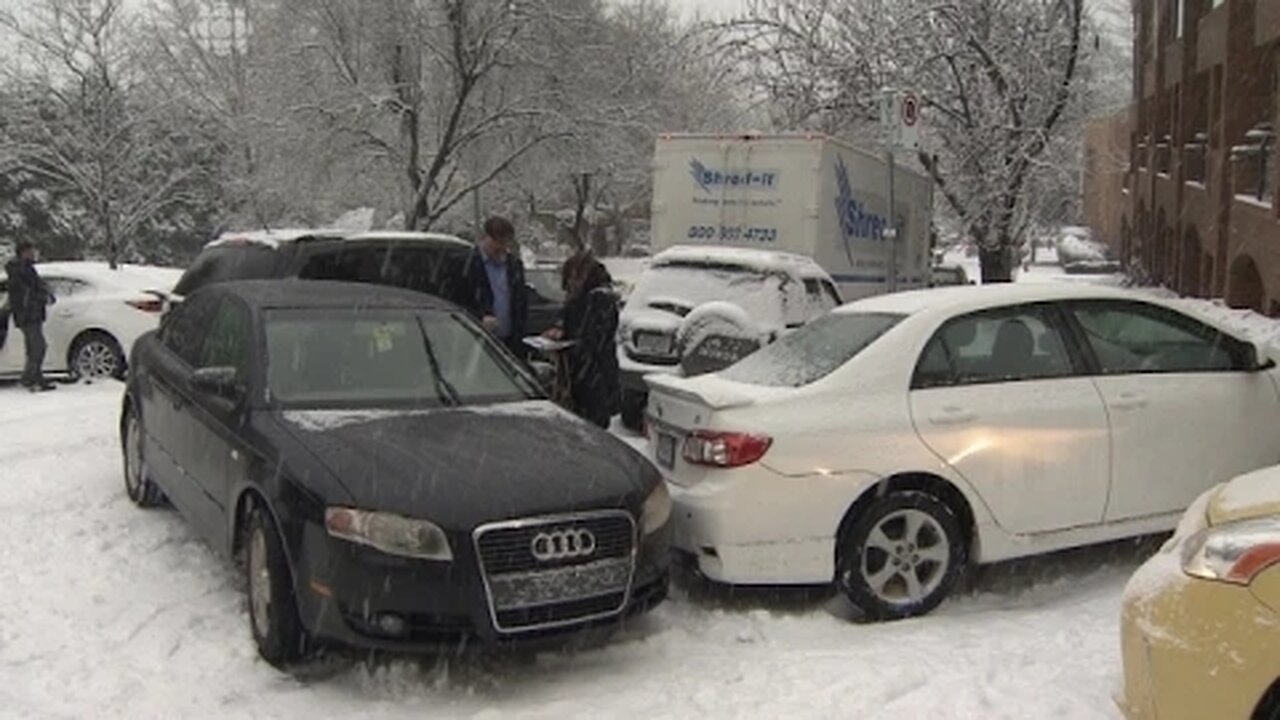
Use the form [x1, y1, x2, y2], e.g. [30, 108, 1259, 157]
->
[264, 309, 539, 408]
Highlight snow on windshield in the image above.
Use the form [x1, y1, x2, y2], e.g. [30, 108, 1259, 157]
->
[627, 263, 786, 328]
[720, 312, 904, 387]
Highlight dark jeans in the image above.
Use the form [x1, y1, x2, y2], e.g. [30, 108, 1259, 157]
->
[20, 324, 47, 387]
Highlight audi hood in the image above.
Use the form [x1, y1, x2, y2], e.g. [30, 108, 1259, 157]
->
[271, 400, 659, 529]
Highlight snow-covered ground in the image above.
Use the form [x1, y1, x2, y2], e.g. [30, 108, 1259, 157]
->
[2, 379, 1154, 719]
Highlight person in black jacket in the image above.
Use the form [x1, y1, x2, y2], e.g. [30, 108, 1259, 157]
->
[5, 241, 56, 392]
[451, 216, 528, 357]
[546, 252, 620, 428]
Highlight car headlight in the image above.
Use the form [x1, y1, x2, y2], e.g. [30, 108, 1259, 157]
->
[324, 507, 453, 561]
[1180, 517, 1280, 585]
[641, 482, 672, 536]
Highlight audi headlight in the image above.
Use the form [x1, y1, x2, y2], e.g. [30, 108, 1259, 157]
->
[324, 507, 453, 561]
[641, 482, 672, 535]
[1181, 518, 1280, 585]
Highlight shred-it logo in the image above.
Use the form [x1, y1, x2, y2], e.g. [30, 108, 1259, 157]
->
[689, 159, 778, 194]
[834, 156, 904, 263]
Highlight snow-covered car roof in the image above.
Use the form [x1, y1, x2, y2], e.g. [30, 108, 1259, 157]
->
[837, 283, 1265, 344]
[34, 262, 183, 292]
[651, 245, 831, 279]
[344, 231, 470, 248]
[207, 228, 348, 249]
[842, 283, 1138, 318]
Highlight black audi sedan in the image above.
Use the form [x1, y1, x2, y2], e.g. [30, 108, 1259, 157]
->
[121, 280, 670, 666]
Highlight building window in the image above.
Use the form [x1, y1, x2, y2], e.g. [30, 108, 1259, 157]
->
[1155, 134, 1172, 175]
[1184, 131, 1208, 184]
[1231, 123, 1275, 204]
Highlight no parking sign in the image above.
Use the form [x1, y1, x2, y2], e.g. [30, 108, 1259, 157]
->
[881, 90, 922, 150]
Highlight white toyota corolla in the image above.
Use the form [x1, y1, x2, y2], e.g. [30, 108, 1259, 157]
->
[645, 284, 1280, 620]
[1, 262, 181, 380]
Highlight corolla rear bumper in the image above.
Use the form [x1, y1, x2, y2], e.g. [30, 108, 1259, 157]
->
[293, 517, 671, 652]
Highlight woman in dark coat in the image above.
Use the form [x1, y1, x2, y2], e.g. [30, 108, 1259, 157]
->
[547, 252, 621, 428]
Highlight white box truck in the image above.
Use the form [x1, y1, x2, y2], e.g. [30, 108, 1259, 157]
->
[649, 133, 933, 300]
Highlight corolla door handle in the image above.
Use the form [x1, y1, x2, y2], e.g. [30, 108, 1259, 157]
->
[929, 405, 977, 426]
[1109, 392, 1149, 411]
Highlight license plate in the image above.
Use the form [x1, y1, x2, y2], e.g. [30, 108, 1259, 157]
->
[656, 433, 677, 469]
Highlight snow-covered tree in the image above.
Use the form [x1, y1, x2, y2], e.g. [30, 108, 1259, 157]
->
[730, 0, 1090, 281]
[0, 0, 222, 265]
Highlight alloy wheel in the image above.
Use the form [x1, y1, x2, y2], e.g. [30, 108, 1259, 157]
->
[124, 414, 143, 497]
[76, 340, 118, 378]
[248, 526, 272, 640]
[859, 508, 951, 606]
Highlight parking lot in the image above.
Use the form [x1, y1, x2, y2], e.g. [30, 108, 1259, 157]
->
[0, 380, 1153, 719]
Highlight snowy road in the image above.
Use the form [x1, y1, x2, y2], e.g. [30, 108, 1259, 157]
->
[0, 381, 1147, 719]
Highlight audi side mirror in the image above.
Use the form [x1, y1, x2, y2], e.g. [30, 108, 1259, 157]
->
[528, 360, 556, 392]
[192, 366, 244, 400]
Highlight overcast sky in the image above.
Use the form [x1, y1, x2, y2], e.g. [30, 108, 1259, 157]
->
[674, 0, 751, 21]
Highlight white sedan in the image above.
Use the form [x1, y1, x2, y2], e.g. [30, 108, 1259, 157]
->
[1, 262, 181, 380]
[645, 283, 1280, 620]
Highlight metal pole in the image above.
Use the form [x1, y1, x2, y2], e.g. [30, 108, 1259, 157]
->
[887, 148, 898, 293]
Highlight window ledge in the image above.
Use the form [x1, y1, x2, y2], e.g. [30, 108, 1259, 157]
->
[1234, 194, 1274, 210]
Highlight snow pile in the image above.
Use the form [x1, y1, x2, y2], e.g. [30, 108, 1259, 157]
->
[285, 409, 428, 432]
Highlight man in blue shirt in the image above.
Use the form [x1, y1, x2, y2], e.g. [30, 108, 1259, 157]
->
[454, 216, 528, 356]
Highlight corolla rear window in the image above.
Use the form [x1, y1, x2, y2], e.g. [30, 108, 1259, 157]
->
[264, 309, 536, 407]
[719, 312, 904, 387]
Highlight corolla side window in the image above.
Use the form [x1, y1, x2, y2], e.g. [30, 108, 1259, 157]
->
[913, 305, 1075, 388]
[264, 309, 535, 407]
[1067, 300, 1248, 374]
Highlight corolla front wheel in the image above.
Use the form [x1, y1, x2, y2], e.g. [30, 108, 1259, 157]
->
[243, 504, 309, 667]
[837, 491, 966, 621]
[121, 404, 162, 508]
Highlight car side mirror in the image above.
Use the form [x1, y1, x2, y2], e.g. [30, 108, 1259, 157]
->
[192, 366, 244, 400]
[528, 360, 556, 392]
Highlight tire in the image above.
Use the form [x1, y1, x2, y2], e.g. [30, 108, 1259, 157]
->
[620, 389, 646, 433]
[836, 490, 967, 621]
[121, 403, 163, 508]
[243, 503, 309, 667]
[70, 331, 125, 380]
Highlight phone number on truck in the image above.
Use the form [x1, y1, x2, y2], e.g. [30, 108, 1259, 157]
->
[686, 225, 778, 243]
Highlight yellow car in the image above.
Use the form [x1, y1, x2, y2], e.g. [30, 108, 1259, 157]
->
[1119, 466, 1280, 720]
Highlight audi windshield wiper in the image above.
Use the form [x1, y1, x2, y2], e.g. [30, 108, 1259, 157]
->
[417, 322, 461, 407]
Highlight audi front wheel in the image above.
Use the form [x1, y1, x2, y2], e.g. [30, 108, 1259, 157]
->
[243, 503, 309, 667]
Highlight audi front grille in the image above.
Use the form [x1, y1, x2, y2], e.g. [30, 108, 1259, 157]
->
[472, 511, 636, 634]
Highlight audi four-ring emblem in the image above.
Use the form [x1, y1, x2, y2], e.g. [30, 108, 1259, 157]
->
[530, 528, 597, 561]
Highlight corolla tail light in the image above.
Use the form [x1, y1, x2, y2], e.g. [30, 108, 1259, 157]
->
[1181, 518, 1280, 585]
[682, 430, 772, 468]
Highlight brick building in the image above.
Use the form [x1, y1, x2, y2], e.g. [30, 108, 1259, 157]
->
[1086, 0, 1280, 313]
